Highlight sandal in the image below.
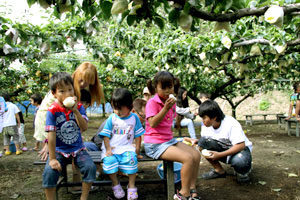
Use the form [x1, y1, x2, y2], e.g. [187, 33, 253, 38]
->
[190, 189, 201, 200]
[127, 187, 138, 200]
[173, 192, 191, 200]
[112, 183, 125, 199]
[202, 169, 226, 180]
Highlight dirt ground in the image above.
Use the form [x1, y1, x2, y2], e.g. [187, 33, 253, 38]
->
[1, 115, 300, 200]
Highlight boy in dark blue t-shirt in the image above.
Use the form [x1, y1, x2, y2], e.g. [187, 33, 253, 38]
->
[42, 72, 96, 200]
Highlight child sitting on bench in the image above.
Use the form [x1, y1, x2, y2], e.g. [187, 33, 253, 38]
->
[99, 88, 145, 200]
[42, 72, 96, 200]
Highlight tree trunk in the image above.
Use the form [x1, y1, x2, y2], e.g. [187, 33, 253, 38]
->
[102, 103, 106, 118]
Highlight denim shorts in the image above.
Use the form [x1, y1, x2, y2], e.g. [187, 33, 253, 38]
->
[42, 150, 96, 188]
[144, 138, 179, 159]
[102, 151, 138, 175]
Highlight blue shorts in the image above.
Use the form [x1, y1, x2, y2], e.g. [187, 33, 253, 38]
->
[42, 150, 96, 188]
[144, 138, 179, 159]
[102, 151, 138, 175]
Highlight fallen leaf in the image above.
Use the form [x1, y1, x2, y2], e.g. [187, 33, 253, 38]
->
[288, 173, 298, 177]
[258, 181, 266, 185]
[294, 150, 300, 154]
[272, 188, 281, 192]
[10, 194, 19, 199]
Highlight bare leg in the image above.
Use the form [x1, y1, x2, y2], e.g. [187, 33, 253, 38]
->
[80, 182, 92, 200]
[15, 143, 21, 152]
[109, 172, 119, 186]
[206, 159, 225, 174]
[45, 188, 56, 200]
[128, 174, 136, 188]
[160, 142, 200, 197]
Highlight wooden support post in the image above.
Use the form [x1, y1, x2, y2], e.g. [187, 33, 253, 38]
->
[287, 120, 292, 136]
[164, 160, 174, 200]
[296, 120, 299, 137]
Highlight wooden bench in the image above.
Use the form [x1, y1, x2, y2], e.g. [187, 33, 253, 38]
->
[277, 114, 287, 130]
[34, 151, 175, 200]
[286, 118, 300, 137]
[245, 113, 284, 126]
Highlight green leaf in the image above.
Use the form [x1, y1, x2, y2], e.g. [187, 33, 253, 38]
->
[27, 0, 36, 7]
[127, 15, 136, 26]
[100, 1, 112, 19]
[205, 0, 214, 7]
[183, 3, 191, 14]
[168, 9, 179, 24]
[154, 16, 165, 30]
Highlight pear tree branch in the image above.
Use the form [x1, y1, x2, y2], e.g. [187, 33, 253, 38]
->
[188, 3, 300, 22]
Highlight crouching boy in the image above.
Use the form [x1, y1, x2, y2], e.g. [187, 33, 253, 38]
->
[42, 72, 96, 200]
[187, 100, 252, 183]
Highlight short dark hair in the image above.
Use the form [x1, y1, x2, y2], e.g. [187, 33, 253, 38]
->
[30, 93, 43, 105]
[111, 88, 133, 110]
[133, 98, 146, 113]
[2, 93, 10, 101]
[80, 89, 91, 105]
[199, 93, 211, 99]
[198, 100, 225, 122]
[49, 72, 73, 92]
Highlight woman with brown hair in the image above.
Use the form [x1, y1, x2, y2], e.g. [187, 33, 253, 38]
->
[34, 62, 105, 153]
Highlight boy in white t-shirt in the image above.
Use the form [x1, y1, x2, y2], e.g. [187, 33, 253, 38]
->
[2, 93, 22, 155]
[187, 100, 252, 183]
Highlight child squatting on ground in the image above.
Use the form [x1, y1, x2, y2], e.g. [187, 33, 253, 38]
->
[42, 72, 96, 200]
[99, 88, 145, 200]
[185, 100, 253, 183]
[144, 71, 201, 200]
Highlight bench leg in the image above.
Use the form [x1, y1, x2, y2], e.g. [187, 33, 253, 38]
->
[296, 121, 299, 137]
[245, 116, 252, 126]
[164, 160, 174, 200]
[287, 121, 292, 136]
[263, 115, 267, 122]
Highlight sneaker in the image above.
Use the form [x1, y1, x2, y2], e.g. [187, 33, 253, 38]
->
[16, 150, 22, 155]
[112, 183, 125, 199]
[5, 151, 12, 155]
[127, 187, 138, 200]
[22, 147, 28, 152]
[202, 169, 226, 180]
[236, 172, 251, 183]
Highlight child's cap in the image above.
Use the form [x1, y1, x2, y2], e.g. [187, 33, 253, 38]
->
[143, 87, 150, 95]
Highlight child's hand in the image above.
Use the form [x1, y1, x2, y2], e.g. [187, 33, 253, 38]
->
[207, 151, 222, 161]
[165, 97, 176, 110]
[137, 154, 143, 159]
[38, 144, 49, 161]
[183, 137, 198, 146]
[106, 148, 113, 156]
[49, 159, 62, 171]
[69, 96, 78, 112]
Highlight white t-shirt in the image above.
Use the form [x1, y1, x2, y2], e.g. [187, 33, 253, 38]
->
[99, 113, 145, 159]
[3, 102, 20, 127]
[201, 116, 252, 152]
